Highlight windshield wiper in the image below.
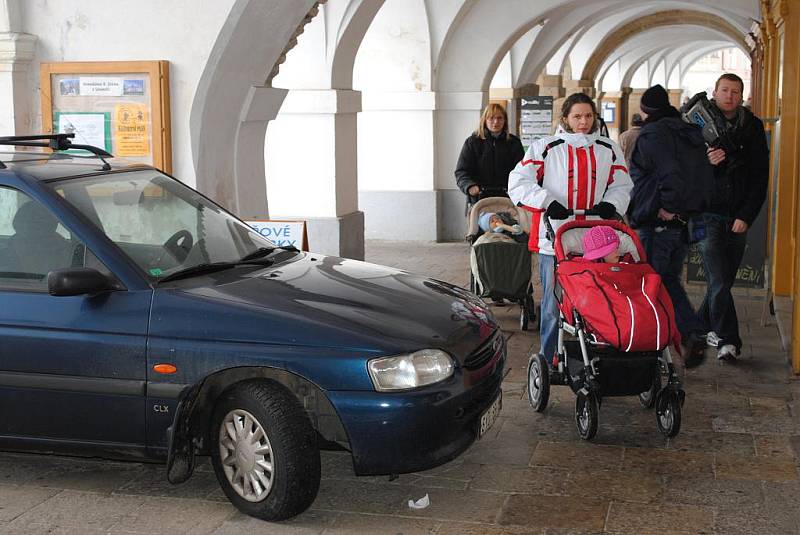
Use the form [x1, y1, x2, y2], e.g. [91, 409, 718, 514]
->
[156, 262, 239, 283]
[238, 247, 276, 262]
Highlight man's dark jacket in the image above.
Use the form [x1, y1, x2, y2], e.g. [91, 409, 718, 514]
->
[455, 130, 524, 202]
[628, 109, 714, 227]
[707, 105, 769, 225]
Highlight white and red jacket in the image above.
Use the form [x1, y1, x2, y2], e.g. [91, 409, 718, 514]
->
[508, 129, 633, 255]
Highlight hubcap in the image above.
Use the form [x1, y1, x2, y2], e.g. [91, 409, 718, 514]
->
[578, 397, 590, 431]
[529, 361, 541, 401]
[219, 409, 274, 502]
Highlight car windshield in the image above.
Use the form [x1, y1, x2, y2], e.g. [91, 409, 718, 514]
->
[52, 169, 284, 281]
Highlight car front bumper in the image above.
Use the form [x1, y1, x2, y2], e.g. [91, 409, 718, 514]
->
[327, 342, 505, 476]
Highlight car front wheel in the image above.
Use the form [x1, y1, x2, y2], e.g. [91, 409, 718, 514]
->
[210, 380, 320, 521]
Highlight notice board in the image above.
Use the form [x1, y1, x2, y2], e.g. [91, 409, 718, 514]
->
[40, 61, 172, 173]
[519, 96, 553, 148]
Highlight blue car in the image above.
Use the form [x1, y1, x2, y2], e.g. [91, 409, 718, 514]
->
[0, 135, 505, 520]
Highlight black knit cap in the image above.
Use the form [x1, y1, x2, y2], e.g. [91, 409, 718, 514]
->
[640, 84, 670, 114]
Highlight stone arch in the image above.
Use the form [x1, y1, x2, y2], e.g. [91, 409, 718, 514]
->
[581, 10, 748, 82]
[190, 0, 322, 218]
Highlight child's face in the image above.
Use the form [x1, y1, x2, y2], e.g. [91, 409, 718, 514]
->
[489, 215, 503, 228]
[603, 247, 621, 263]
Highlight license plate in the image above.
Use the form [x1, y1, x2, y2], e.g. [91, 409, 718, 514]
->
[479, 392, 502, 437]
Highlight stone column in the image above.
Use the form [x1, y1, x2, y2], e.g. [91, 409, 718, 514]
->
[537, 75, 565, 131]
[667, 89, 683, 109]
[265, 89, 364, 260]
[433, 90, 485, 241]
[619, 87, 633, 131]
[0, 32, 36, 135]
[627, 88, 646, 126]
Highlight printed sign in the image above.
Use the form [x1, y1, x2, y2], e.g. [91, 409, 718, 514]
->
[519, 96, 553, 147]
[114, 104, 150, 156]
[246, 220, 308, 251]
[54, 111, 111, 152]
[686, 208, 767, 288]
[79, 77, 124, 96]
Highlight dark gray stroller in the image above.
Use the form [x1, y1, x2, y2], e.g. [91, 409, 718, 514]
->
[466, 197, 538, 330]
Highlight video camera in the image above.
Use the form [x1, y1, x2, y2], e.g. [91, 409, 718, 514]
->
[680, 92, 737, 154]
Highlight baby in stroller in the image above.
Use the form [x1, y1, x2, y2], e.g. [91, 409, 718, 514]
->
[466, 197, 537, 330]
[527, 212, 686, 440]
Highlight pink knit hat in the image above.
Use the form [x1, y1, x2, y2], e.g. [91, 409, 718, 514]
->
[583, 225, 620, 260]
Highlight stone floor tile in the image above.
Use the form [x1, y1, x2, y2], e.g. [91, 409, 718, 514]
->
[754, 435, 796, 457]
[437, 521, 540, 535]
[498, 494, 608, 531]
[621, 447, 713, 476]
[662, 472, 764, 508]
[468, 464, 568, 495]
[531, 442, 625, 472]
[211, 510, 336, 534]
[666, 429, 756, 456]
[10, 490, 145, 531]
[604, 502, 713, 535]
[0, 523, 107, 535]
[323, 512, 439, 534]
[397, 487, 507, 524]
[115, 464, 222, 499]
[109, 496, 235, 534]
[564, 469, 662, 503]
[310, 479, 409, 515]
[714, 453, 799, 481]
[0, 484, 60, 522]
[713, 504, 800, 535]
[460, 435, 537, 467]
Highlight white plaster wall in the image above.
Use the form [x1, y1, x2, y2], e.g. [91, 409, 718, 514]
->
[353, 0, 431, 92]
[601, 60, 621, 91]
[272, 8, 329, 89]
[631, 62, 649, 87]
[18, 0, 235, 188]
[490, 52, 512, 88]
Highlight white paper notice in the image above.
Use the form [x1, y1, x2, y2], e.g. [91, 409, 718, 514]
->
[79, 77, 124, 96]
[57, 113, 107, 148]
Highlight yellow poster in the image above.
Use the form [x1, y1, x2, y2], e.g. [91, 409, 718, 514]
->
[114, 103, 150, 156]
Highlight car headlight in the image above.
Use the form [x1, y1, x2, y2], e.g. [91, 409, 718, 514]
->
[367, 349, 455, 391]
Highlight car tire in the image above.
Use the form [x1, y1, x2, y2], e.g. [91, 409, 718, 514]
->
[210, 380, 320, 521]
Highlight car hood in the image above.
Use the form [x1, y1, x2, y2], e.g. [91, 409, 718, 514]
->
[149, 252, 497, 359]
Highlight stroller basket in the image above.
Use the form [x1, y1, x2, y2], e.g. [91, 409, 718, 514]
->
[564, 341, 659, 397]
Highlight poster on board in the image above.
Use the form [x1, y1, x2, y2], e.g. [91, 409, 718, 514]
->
[246, 220, 309, 251]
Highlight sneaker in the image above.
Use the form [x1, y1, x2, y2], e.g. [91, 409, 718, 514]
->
[717, 344, 738, 362]
[706, 331, 721, 347]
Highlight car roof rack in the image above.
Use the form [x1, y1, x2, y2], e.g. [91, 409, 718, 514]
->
[0, 133, 112, 170]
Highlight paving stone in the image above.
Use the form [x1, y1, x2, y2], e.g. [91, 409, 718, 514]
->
[323, 512, 439, 534]
[211, 510, 336, 534]
[115, 464, 222, 499]
[754, 435, 796, 457]
[498, 494, 608, 531]
[311, 479, 408, 515]
[713, 503, 800, 535]
[10, 490, 145, 531]
[564, 469, 662, 503]
[662, 472, 764, 508]
[0, 484, 60, 522]
[604, 502, 713, 535]
[109, 496, 235, 534]
[436, 522, 539, 535]
[0, 523, 106, 535]
[714, 453, 798, 481]
[531, 442, 624, 472]
[397, 487, 507, 524]
[621, 447, 713, 476]
[468, 464, 567, 495]
[666, 429, 756, 456]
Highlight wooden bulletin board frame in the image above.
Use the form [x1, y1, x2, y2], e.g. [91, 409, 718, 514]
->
[40, 61, 172, 173]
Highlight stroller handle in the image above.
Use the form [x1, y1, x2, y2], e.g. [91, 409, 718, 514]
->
[543, 208, 600, 243]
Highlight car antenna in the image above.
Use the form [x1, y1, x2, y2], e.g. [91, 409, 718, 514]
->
[0, 133, 113, 170]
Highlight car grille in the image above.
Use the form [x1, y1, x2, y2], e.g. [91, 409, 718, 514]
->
[464, 331, 503, 370]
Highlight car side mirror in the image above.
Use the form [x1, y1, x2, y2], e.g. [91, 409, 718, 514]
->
[47, 267, 124, 296]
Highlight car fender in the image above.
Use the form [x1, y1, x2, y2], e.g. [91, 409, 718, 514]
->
[165, 366, 350, 484]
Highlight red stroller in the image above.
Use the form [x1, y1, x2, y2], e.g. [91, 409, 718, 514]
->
[527, 211, 685, 440]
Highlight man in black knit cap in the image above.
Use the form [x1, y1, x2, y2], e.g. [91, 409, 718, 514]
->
[628, 84, 714, 367]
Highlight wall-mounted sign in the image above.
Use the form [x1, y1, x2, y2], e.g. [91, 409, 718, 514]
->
[519, 96, 553, 147]
[601, 101, 616, 124]
[246, 220, 309, 251]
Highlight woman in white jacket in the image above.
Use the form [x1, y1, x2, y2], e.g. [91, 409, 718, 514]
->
[508, 92, 633, 365]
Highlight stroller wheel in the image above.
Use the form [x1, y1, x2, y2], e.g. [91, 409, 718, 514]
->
[655, 388, 682, 437]
[575, 390, 599, 440]
[638, 364, 661, 409]
[527, 353, 550, 412]
[469, 273, 476, 294]
[520, 307, 529, 331]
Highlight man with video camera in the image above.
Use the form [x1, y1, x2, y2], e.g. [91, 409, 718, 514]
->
[698, 73, 769, 362]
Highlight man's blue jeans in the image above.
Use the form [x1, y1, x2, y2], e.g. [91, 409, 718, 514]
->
[637, 226, 705, 341]
[698, 213, 747, 350]
[538, 253, 558, 361]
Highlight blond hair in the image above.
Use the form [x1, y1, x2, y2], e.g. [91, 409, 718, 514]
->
[475, 103, 510, 140]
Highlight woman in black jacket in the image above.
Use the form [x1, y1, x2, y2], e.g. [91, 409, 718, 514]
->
[455, 103, 524, 206]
